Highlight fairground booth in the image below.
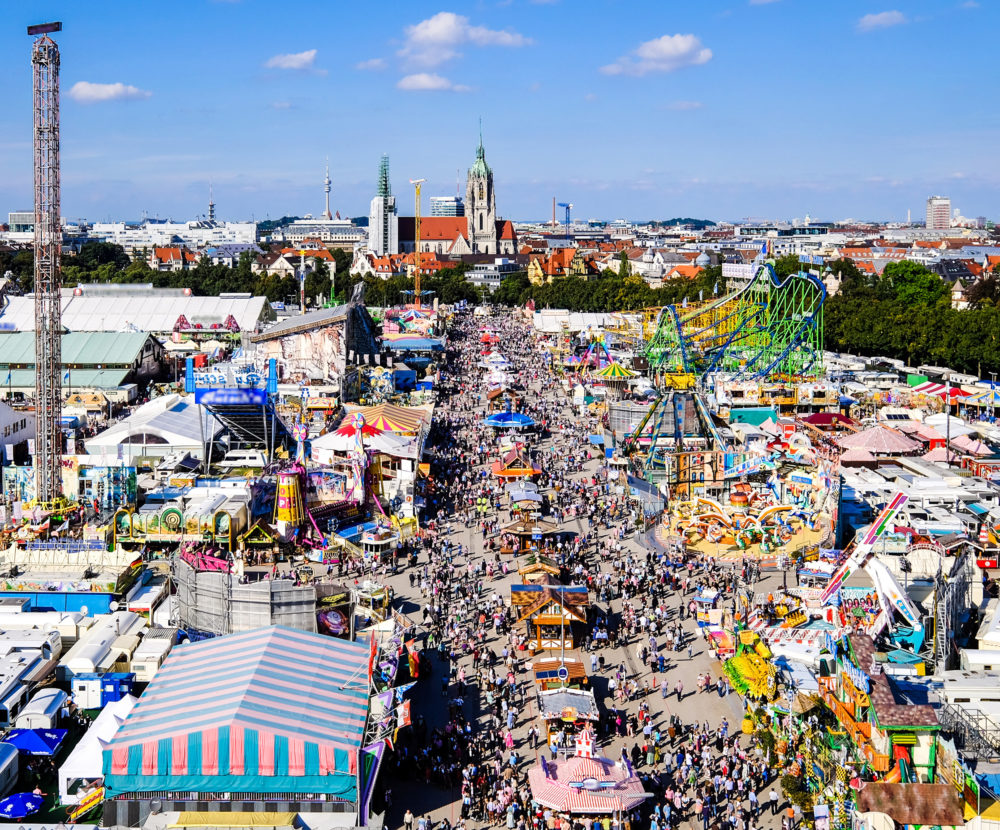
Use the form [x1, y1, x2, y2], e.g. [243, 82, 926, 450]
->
[511, 585, 590, 651]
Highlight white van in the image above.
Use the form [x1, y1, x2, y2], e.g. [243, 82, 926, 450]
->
[217, 449, 266, 469]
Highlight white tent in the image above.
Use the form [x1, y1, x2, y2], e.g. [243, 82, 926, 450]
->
[923, 413, 977, 438]
[58, 694, 138, 805]
[83, 394, 222, 460]
[310, 428, 416, 464]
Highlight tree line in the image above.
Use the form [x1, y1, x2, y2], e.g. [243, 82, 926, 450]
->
[9, 240, 1000, 375]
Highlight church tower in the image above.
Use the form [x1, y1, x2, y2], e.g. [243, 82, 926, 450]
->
[466, 125, 496, 254]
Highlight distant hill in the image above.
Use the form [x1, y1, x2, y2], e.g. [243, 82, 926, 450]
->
[257, 216, 301, 232]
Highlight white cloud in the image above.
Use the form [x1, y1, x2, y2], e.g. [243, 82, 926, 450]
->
[356, 58, 386, 71]
[264, 49, 317, 70]
[667, 100, 703, 111]
[749, 0, 780, 4]
[857, 10, 907, 31]
[961, 1, 979, 8]
[396, 73, 471, 92]
[270, 101, 292, 110]
[67, 81, 151, 103]
[399, 12, 531, 67]
[601, 34, 712, 76]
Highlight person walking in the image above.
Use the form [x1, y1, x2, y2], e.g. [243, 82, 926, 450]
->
[404, 810, 415, 830]
[769, 788, 779, 816]
[674, 679, 683, 701]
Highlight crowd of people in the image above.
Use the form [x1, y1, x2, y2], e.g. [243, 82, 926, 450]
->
[382, 308, 794, 830]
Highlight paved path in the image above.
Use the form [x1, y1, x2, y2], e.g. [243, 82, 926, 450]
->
[371, 315, 792, 830]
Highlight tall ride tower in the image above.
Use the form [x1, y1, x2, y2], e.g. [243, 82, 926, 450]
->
[29, 22, 64, 506]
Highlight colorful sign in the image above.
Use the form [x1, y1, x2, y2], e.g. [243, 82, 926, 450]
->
[194, 388, 266, 406]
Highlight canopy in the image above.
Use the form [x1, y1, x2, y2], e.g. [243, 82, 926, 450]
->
[354, 403, 427, 434]
[0, 793, 44, 820]
[921, 446, 961, 463]
[593, 362, 636, 380]
[528, 754, 648, 814]
[910, 382, 972, 400]
[104, 627, 370, 800]
[836, 425, 921, 455]
[839, 448, 875, 463]
[312, 426, 413, 457]
[58, 695, 137, 805]
[922, 413, 977, 437]
[506, 480, 538, 493]
[6, 728, 67, 756]
[801, 412, 856, 428]
[485, 411, 535, 429]
[170, 813, 297, 828]
[952, 434, 993, 456]
[333, 417, 382, 439]
[509, 490, 543, 504]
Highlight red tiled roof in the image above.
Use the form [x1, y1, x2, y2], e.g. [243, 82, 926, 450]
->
[668, 264, 704, 279]
[152, 247, 198, 263]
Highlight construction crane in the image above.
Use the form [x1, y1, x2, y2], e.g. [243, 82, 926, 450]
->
[409, 178, 426, 309]
[557, 202, 573, 241]
[28, 22, 64, 509]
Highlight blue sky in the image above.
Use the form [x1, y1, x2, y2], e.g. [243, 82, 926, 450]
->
[0, 1, 995, 224]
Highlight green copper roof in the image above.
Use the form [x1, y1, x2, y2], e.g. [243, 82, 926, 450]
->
[470, 135, 491, 178]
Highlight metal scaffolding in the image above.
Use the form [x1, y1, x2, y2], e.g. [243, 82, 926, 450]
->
[644, 263, 825, 383]
[29, 23, 64, 506]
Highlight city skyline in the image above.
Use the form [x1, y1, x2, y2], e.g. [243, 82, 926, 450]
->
[0, 0, 995, 224]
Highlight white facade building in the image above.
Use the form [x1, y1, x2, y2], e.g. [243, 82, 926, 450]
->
[89, 221, 257, 256]
[926, 196, 952, 230]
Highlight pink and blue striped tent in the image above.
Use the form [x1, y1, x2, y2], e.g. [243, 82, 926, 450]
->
[103, 626, 370, 800]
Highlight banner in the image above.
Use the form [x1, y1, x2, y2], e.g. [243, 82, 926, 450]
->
[367, 633, 377, 682]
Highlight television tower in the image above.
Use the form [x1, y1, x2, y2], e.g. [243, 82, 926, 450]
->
[322, 160, 332, 220]
[28, 22, 64, 507]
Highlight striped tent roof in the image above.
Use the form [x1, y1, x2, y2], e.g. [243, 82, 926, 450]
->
[103, 626, 371, 799]
[910, 382, 972, 399]
[353, 403, 427, 434]
[593, 362, 636, 380]
[527, 755, 648, 814]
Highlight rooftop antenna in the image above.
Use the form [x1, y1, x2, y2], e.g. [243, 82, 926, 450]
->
[208, 182, 215, 223]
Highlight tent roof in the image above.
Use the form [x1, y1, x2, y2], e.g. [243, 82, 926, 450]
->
[111, 626, 369, 751]
[839, 448, 875, 462]
[104, 628, 370, 798]
[836, 425, 922, 454]
[801, 412, 856, 427]
[0, 294, 268, 335]
[348, 403, 429, 434]
[920, 447, 961, 463]
[85, 394, 222, 452]
[59, 695, 137, 802]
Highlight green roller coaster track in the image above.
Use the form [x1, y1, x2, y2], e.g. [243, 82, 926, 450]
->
[645, 263, 825, 382]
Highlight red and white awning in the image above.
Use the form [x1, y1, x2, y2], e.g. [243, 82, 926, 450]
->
[910, 382, 971, 399]
[528, 755, 649, 814]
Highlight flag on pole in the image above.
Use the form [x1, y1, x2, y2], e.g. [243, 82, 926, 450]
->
[63, 370, 70, 382]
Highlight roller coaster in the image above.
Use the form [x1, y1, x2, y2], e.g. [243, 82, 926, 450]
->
[644, 263, 825, 384]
